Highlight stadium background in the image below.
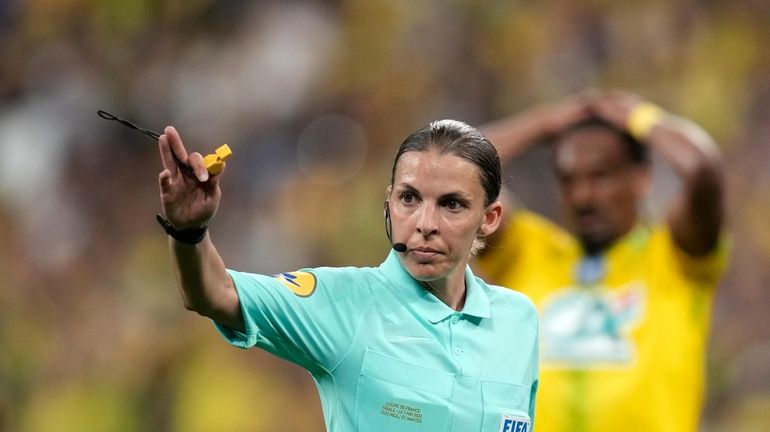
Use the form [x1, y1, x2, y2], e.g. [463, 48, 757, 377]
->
[1, 0, 769, 430]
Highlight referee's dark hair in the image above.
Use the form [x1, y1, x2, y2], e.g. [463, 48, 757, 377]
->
[391, 119, 502, 207]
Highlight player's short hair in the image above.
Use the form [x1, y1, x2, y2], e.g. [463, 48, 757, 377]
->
[559, 116, 650, 166]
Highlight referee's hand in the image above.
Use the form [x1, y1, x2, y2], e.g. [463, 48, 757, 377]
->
[158, 126, 223, 230]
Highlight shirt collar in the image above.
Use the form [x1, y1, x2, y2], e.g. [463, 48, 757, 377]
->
[379, 250, 491, 323]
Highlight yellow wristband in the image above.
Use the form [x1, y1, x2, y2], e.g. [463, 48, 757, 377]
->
[627, 102, 664, 141]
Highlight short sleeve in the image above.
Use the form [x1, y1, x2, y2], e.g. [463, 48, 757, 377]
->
[657, 228, 730, 287]
[214, 267, 376, 372]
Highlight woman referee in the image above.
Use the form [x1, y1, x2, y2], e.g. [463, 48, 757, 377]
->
[156, 119, 538, 431]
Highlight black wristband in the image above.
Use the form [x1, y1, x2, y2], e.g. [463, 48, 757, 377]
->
[156, 214, 208, 244]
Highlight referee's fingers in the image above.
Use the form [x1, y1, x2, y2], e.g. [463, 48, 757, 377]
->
[159, 168, 172, 189]
[158, 133, 178, 176]
[164, 126, 189, 166]
[187, 152, 209, 182]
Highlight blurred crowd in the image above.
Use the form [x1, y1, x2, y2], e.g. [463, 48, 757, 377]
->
[1, 0, 769, 430]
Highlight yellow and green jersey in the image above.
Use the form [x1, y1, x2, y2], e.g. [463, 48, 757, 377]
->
[477, 211, 727, 432]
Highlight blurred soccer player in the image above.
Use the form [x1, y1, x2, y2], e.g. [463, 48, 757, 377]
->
[476, 90, 727, 432]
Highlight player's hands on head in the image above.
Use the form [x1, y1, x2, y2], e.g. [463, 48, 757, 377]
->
[158, 126, 223, 230]
[538, 93, 593, 136]
[588, 90, 646, 131]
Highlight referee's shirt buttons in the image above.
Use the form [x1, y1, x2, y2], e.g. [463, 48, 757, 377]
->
[450, 315, 460, 324]
[454, 347, 464, 356]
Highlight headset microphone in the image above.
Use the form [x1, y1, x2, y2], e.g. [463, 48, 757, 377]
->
[384, 201, 407, 253]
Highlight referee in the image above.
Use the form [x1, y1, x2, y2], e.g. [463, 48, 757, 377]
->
[156, 119, 539, 431]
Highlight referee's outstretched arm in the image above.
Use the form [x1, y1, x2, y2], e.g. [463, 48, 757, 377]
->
[157, 125, 244, 331]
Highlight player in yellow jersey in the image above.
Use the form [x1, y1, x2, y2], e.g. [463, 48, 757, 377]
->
[476, 90, 727, 432]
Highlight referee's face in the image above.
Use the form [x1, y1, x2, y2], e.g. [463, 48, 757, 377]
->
[388, 148, 501, 284]
[554, 127, 650, 253]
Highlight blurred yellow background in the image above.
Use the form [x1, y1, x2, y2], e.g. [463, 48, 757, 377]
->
[1, 0, 769, 430]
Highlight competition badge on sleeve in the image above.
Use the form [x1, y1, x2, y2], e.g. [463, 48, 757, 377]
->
[274, 271, 317, 297]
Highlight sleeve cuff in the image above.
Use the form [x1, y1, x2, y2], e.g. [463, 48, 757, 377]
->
[213, 321, 258, 349]
[211, 269, 261, 349]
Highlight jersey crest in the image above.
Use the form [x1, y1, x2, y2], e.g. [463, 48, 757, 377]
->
[540, 282, 645, 366]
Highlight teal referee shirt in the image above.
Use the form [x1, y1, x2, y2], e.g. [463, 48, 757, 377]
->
[215, 250, 538, 432]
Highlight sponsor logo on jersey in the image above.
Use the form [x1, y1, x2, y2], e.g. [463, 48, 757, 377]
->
[274, 271, 317, 297]
[499, 414, 530, 432]
[540, 282, 645, 366]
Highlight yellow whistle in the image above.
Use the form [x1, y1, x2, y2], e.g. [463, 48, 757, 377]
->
[203, 144, 233, 175]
